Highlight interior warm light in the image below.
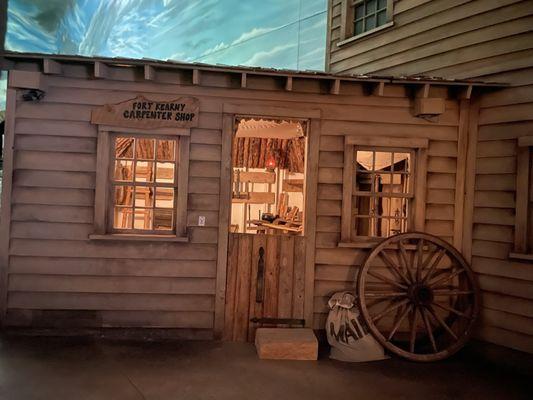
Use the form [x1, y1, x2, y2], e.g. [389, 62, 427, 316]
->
[266, 155, 276, 170]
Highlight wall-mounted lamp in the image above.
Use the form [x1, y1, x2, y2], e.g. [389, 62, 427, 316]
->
[22, 89, 45, 102]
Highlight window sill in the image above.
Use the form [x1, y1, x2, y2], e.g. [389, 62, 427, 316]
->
[509, 252, 533, 262]
[337, 21, 394, 47]
[89, 234, 189, 243]
[338, 240, 380, 249]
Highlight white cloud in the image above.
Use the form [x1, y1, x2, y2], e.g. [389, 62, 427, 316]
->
[243, 43, 296, 67]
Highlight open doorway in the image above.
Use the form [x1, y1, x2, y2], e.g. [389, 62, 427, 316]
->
[230, 117, 307, 236]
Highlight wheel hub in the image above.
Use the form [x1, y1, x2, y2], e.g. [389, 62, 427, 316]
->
[408, 284, 434, 306]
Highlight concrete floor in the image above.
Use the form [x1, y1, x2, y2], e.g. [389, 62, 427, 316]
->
[0, 335, 530, 400]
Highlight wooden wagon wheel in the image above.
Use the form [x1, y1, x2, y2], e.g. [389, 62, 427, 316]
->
[357, 232, 479, 362]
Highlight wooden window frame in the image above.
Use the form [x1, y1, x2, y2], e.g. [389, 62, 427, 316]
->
[90, 125, 190, 242]
[510, 136, 533, 260]
[340, 136, 428, 247]
[339, 0, 394, 44]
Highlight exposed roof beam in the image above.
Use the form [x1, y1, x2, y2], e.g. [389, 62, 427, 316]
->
[43, 59, 62, 75]
[330, 79, 341, 95]
[285, 76, 293, 91]
[94, 61, 109, 79]
[192, 69, 201, 85]
[144, 64, 156, 80]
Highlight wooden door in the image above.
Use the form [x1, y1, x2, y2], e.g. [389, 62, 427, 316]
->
[223, 233, 306, 342]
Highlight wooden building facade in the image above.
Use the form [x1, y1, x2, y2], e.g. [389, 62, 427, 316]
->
[326, 0, 533, 353]
[0, 52, 513, 350]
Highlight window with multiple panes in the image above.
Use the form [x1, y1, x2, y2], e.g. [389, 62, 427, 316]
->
[353, 0, 389, 36]
[111, 135, 178, 234]
[341, 136, 428, 243]
[340, 0, 393, 40]
[353, 148, 414, 237]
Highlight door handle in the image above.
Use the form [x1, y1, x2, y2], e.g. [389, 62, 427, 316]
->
[256, 247, 265, 303]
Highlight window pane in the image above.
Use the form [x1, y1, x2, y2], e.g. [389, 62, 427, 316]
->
[154, 209, 174, 230]
[355, 4, 365, 19]
[135, 161, 155, 182]
[134, 208, 153, 230]
[377, 9, 387, 26]
[378, 0, 387, 10]
[136, 138, 155, 160]
[156, 187, 174, 208]
[114, 207, 133, 229]
[365, 14, 376, 31]
[157, 139, 176, 161]
[156, 162, 175, 183]
[115, 137, 134, 158]
[114, 186, 133, 206]
[356, 151, 374, 171]
[114, 160, 133, 181]
[355, 20, 364, 35]
[356, 172, 373, 192]
[366, 0, 377, 14]
[135, 187, 154, 207]
[375, 151, 392, 171]
[393, 152, 411, 172]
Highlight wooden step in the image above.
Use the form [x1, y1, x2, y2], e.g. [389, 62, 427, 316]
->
[255, 328, 318, 360]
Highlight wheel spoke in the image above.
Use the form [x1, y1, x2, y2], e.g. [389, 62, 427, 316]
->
[415, 239, 424, 282]
[387, 304, 411, 341]
[421, 307, 438, 353]
[433, 290, 473, 296]
[368, 270, 408, 290]
[379, 251, 411, 284]
[365, 291, 406, 298]
[427, 305, 458, 340]
[398, 241, 414, 282]
[428, 268, 465, 288]
[421, 248, 446, 284]
[372, 298, 410, 322]
[431, 302, 472, 319]
[409, 305, 419, 353]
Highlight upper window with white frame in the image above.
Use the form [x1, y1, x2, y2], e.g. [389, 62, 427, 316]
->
[111, 135, 178, 234]
[341, 0, 393, 41]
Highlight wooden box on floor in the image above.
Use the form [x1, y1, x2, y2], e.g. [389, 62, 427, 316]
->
[255, 328, 318, 360]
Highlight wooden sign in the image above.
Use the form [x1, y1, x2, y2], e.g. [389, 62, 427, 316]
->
[91, 95, 199, 129]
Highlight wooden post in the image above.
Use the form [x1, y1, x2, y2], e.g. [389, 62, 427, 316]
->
[303, 118, 320, 329]
[341, 143, 353, 242]
[413, 147, 428, 231]
[0, 88, 17, 322]
[462, 100, 480, 263]
[453, 99, 470, 249]
[214, 114, 234, 339]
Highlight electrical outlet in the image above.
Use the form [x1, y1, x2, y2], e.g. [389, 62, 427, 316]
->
[198, 215, 206, 226]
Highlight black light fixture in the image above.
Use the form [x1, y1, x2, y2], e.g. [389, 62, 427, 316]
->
[22, 89, 45, 102]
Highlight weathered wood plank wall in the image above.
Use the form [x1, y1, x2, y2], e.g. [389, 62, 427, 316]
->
[326, 0, 533, 353]
[1, 60, 463, 339]
[328, 0, 533, 77]
[469, 74, 533, 354]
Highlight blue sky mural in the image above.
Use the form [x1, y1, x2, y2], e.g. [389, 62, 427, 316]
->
[5, 0, 327, 71]
[0, 0, 327, 110]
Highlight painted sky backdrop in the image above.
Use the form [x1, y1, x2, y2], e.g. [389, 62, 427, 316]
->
[5, 0, 327, 71]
